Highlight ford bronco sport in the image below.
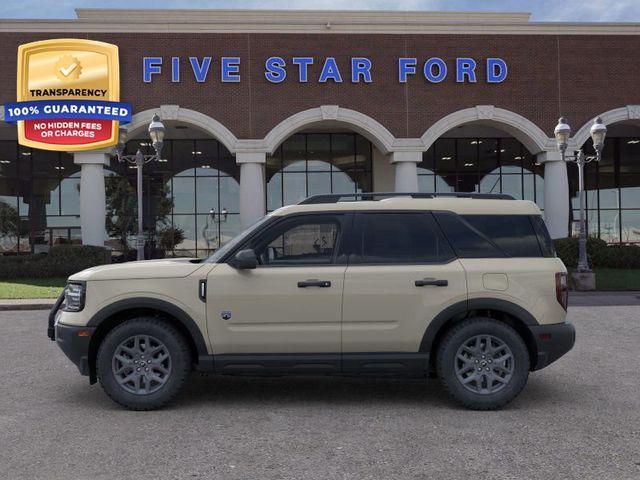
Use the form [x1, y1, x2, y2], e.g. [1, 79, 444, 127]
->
[49, 192, 575, 411]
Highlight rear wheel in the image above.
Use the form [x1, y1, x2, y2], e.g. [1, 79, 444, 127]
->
[436, 317, 530, 410]
[96, 317, 191, 410]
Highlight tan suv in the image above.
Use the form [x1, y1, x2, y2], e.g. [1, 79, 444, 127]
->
[49, 192, 574, 411]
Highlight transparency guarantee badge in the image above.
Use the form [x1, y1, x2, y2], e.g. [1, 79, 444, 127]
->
[4, 38, 132, 151]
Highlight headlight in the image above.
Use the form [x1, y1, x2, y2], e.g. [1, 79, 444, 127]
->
[63, 282, 85, 312]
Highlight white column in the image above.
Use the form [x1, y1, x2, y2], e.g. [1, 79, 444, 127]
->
[538, 151, 569, 239]
[391, 151, 421, 192]
[73, 150, 110, 246]
[237, 151, 266, 229]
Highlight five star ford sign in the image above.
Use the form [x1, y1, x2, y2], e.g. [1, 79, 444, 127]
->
[4, 39, 132, 152]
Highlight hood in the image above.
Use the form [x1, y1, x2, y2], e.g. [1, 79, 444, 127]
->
[68, 258, 206, 281]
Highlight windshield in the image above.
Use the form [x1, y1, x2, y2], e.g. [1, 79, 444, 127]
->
[205, 215, 272, 263]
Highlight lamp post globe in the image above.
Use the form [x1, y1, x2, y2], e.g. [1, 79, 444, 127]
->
[590, 116, 607, 154]
[116, 125, 127, 157]
[554, 117, 571, 155]
[148, 113, 165, 157]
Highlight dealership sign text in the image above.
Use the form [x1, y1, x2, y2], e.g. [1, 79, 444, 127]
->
[143, 56, 508, 84]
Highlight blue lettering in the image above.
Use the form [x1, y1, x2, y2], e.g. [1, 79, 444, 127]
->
[398, 58, 417, 83]
[292, 57, 314, 82]
[487, 58, 508, 83]
[171, 57, 180, 83]
[143, 57, 162, 83]
[456, 58, 477, 83]
[351, 57, 372, 83]
[319, 57, 342, 83]
[221, 57, 241, 83]
[265, 56, 287, 83]
[189, 57, 211, 83]
[424, 58, 447, 83]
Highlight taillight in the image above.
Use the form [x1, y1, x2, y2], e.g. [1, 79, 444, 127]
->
[555, 272, 568, 310]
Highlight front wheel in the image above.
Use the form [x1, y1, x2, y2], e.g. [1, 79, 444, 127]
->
[96, 317, 191, 410]
[436, 318, 530, 410]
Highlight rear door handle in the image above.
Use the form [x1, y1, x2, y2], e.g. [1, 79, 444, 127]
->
[415, 278, 448, 287]
[298, 279, 332, 288]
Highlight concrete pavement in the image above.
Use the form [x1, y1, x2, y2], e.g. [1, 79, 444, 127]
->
[0, 307, 639, 479]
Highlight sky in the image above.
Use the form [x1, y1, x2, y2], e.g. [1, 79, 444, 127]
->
[1, 0, 639, 22]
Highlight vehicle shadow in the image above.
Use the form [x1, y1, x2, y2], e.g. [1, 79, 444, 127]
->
[63, 371, 583, 412]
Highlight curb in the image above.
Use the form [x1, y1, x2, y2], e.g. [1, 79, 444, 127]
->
[0, 302, 55, 311]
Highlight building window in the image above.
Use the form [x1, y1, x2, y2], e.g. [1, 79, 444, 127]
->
[419, 137, 544, 210]
[109, 138, 240, 257]
[266, 133, 373, 212]
[0, 140, 80, 254]
[569, 137, 640, 244]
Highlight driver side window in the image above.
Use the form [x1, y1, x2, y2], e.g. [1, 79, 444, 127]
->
[257, 218, 340, 266]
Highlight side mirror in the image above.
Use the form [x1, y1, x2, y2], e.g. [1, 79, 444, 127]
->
[232, 249, 258, 270]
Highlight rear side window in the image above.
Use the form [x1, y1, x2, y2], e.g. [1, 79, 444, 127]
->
[433, 212, 505, 258]
[355, 212, 455, 264]
[462, 215, 543, 257]
[530, 215, 556, 257]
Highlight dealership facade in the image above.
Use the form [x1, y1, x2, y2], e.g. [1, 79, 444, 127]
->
[1, 9, 640, 255]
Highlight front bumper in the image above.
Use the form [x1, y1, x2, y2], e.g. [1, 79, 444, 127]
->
[48, 294, 94, 376]
[54, 322, 96, 376]
[530, 321, 576, 371]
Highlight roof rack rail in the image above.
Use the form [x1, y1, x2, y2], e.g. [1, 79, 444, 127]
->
[298, 192, 515, 204]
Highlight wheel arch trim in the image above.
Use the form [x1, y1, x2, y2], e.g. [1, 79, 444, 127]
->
[86, 297, 208, 357]
[420, 298, 538, 353]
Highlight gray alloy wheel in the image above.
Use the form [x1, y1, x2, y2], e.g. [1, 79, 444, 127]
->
[454, 334, 514, 395]
[436, 317, 529, 410]
[97, 317, 191, 410]
[112, 334, 172, 395]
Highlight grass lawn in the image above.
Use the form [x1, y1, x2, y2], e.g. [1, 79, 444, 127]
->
[593, 269, 640, 291]
[0, 277, 67, 299]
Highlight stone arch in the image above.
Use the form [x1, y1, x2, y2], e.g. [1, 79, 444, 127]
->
[420, 105, 553, 154]
[572, 105, 640, 148]
[127, 105, 239, 154]
[263, 105, 396, 155]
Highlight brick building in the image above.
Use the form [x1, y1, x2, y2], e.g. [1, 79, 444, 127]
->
[1, 9, 639, 255]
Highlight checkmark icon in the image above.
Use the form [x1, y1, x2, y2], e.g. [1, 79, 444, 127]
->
[59, 62, 78, 77]
[54, 55, 82, 82]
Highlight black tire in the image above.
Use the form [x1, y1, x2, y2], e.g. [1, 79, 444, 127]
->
[436, 317, 530, 410]
[96, 317, 191, 411]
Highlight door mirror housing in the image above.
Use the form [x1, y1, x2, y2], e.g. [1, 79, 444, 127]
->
[232, 249, 258, 269]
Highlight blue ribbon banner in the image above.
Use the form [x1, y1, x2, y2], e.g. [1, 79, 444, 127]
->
[4, 100, 132, 124]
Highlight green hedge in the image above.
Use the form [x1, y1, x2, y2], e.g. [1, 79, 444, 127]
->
[0, 245, 110, 279]
[554, 237, 640, 269]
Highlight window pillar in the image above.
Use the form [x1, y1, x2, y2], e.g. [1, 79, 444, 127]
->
[237, 151, 266, 228]
[391, 151, 421, 192]
[538, 151, 569, 239]
[73, 150, 110, 246]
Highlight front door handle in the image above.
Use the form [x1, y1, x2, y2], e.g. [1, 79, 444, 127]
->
[298, 279, 332, 288]
[415, 278, 448, 287]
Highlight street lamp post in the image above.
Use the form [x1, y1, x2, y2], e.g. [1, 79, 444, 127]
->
[554, 116, 607, 274]
[114, 114, 166, 261]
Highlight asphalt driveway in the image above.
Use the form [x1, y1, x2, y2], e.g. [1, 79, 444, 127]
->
[0, 306, 638, 480]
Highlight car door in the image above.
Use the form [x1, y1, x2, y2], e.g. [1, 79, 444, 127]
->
[341, 211, 468, 356]
[206, 213, 349, 360]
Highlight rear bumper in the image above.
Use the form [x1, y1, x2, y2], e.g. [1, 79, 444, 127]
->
[530, 321, 576, 371]
[54, 323, 95, 376]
